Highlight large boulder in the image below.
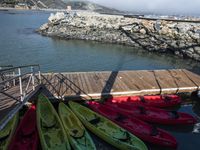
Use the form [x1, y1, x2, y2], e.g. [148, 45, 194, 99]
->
[48, 12, 66, 24]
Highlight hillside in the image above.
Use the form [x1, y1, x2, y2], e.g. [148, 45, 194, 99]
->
[0, 0, 121, 13]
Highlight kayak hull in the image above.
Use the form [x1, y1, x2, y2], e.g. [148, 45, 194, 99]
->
[0, 113, 19, 150]
[104, 101, 197, 125]
[106, 95, 182, 108]
[37, 93, 71, 150]
[9, 105, 39, 150]
[69, 101, 148, 150]
[88, 101, 178, 148]
[58, 102, 96, 150]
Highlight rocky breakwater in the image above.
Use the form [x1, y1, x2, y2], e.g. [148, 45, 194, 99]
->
[38, 12, 200, 61]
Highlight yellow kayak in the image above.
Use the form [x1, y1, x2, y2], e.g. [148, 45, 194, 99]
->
[0, 113, 19, 150]
[58, 102, 96, 150]
[69, 101, 148, 150]
[37, 93, 71, 150]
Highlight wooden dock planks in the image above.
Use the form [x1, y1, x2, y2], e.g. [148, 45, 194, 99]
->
[41, 69, 200, 99]
[1, 69, 200, 128]
[169, 69, 198, 92]
[154, 70, 178, 94]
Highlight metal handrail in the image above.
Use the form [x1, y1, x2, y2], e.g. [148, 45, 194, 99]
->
[0, 64, 42, 131]
[0, 72, 32, 85]
[0, 64, 40, 73]
[0, 64, 41, 101]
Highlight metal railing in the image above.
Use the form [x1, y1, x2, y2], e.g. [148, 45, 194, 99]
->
[0, 64, 41, 101]
[0, 64, 42, 130]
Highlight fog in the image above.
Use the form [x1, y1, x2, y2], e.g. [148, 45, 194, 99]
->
[88, 0, 200, 16]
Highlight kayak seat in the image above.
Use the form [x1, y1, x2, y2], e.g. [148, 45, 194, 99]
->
[163, 96, 171, 102]
[115, 114, 126, 122]
[138, 106, 146, 114]
[127, 97, 131, 101]
[41, 116, 57, 128]
[150, 126, 159, 136]
[170, 111, 179, 119]
[88, 116, 101, 125]
[69, 128, 85, 139]
[139, 96, 146, 103]
[113, 131, 130, 142]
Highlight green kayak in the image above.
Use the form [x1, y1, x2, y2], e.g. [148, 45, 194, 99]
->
[58, 102, 96, 150]
[37, 94, 71, 150]
[69, 101, 148, 150]
[0, 113, 19, 150]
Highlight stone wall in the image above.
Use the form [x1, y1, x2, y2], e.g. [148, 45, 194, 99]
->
[38, 12, 200, 61]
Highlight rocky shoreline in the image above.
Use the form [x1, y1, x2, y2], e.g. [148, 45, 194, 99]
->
[38, 12, 200, 61]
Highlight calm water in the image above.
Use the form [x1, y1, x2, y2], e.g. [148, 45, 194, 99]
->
[0, 10, 200, 150]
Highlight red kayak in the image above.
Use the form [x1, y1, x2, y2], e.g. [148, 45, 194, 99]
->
[105, 95, 182, 108]
[9, 105, 39, 150]
[104, 101, 197, 125]
[87, 101, 178, 148]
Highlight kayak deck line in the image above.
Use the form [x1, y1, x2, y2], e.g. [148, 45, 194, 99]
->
[41, 69, 200, 99]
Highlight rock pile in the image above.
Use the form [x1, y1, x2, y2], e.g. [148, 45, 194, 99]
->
[38, 12, 200, 61]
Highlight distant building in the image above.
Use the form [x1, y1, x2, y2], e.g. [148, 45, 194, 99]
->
[66, 5, 72, 13]
[15, 2, 29, 9]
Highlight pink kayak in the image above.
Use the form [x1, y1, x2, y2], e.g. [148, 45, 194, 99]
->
[9, 105, 39, 150]
[105, 95, 182, 108]
[103, 101, 197, 125]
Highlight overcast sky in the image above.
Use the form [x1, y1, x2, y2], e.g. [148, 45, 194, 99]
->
[88, 0, 200, 16]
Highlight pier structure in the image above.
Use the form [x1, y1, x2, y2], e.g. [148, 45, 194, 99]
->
[41, 69, 200, 99]
[1, 65, 200, 129]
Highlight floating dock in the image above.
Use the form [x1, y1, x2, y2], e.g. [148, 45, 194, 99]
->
[41, 69, 200, 99]
[1, 68, 200, 128]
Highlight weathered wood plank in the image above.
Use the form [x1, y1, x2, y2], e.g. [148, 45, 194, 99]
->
[112, 72, 134, 92]
[169, 69, 198, 92]
[83, 72, 95, 94]
[79, 73, 90, 94]
[118, 71, 141, 91]
[128, 70, 160, 95]
[62, 73, 73, 96]
[182, 69, 200, 89]
[86, 72, 103, 93]
[70, 73, 82, 96]
[154, 70, 178, 94]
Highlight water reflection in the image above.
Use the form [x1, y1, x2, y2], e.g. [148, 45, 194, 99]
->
[51, 38, 200, 72]
[193, 102, 200, 118]
[193, 123, 200, 134]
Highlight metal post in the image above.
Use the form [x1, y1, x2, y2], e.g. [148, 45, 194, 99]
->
[31, 66, 35, 90]
[13, 71, 15, 86]
[18, 68, 23, 101]
[38, 66, 41, 84]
